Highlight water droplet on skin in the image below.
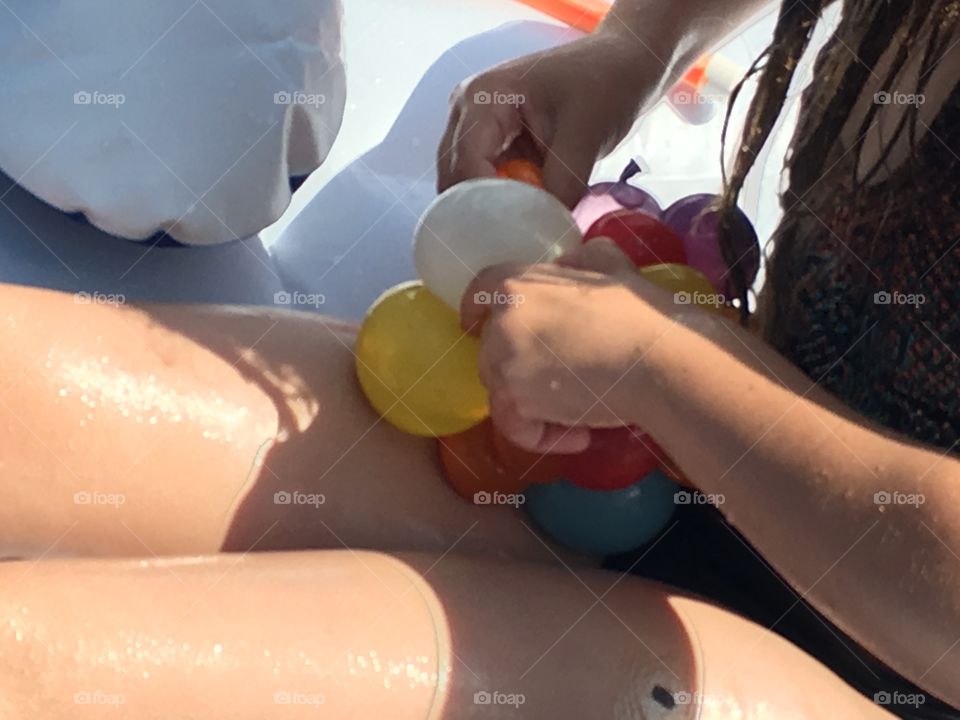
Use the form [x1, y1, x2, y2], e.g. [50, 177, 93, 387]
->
[58, 389, 68, 398]
[213, 643, 223, 655]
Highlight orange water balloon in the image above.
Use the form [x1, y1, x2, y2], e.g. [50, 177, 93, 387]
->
[496, 158, 545, 188]
[439, 420, 533, 502]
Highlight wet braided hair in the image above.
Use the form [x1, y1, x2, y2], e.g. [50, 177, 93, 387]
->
[716, 0, 960, 332]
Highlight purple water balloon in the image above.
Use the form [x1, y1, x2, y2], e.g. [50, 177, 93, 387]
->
[663, 194, 760, 297]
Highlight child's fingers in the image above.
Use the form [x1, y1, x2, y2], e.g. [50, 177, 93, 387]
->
[557, 237, 634, 276]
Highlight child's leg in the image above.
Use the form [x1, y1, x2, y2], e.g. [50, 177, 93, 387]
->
[0, 284, 555, 562]
[0, 551, 892, 719]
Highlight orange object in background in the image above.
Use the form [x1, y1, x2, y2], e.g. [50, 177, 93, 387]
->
[438, 420, 535, 502]
[496, 158, 545, 188]
[514, 0, 610, 33]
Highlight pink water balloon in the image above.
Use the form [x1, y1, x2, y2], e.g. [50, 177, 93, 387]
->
[573, 161, 661, 232]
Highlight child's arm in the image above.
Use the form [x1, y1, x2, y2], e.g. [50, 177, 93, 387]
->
[465, 243, 960, 707]
[438, 0, 773, 205]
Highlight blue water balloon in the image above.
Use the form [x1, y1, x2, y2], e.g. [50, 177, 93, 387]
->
[525, 470, 679, 555]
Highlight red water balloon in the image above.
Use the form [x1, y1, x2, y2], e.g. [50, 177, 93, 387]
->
[584, 209, 687, 268]
[493, 425, 664, 492]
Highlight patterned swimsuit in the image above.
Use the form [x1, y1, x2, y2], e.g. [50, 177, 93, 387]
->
[770, 87, 960, 455]
[616, 35, 960, 720]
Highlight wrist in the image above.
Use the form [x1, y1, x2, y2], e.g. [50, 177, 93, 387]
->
[596, 3, 726, 94]
[608, 286, 675, 426]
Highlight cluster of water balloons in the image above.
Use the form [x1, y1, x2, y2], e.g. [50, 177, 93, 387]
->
[356, 159, 759, 555]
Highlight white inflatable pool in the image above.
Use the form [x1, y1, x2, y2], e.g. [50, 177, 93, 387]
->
[0, 0, 839, 309]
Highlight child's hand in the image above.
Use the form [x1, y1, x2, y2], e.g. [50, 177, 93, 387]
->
[437, 32, 663, 208]
[462, 239, 667, 453]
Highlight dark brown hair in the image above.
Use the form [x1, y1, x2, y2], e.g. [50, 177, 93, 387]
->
[717, 0, 959, 336]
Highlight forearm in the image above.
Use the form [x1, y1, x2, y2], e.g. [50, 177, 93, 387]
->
[598, 0, 774, 85]
[626, 304, 960, 702]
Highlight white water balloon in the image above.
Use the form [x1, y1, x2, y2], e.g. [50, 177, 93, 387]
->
[413, 178, 582, 310]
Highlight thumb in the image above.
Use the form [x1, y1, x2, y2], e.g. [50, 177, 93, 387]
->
[541, 119, 598, 209]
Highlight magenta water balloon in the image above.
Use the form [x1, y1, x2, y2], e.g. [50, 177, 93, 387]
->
[573, 182, 661, 233]
[663, 194, 760, 298]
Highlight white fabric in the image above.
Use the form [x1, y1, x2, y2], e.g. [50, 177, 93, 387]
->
[271, 21, 577, 320]
[0, 0, 345, 245]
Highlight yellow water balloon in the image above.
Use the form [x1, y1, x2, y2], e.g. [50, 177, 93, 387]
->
[356, 281, 489, 437]
[640, 263, 723, 311]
